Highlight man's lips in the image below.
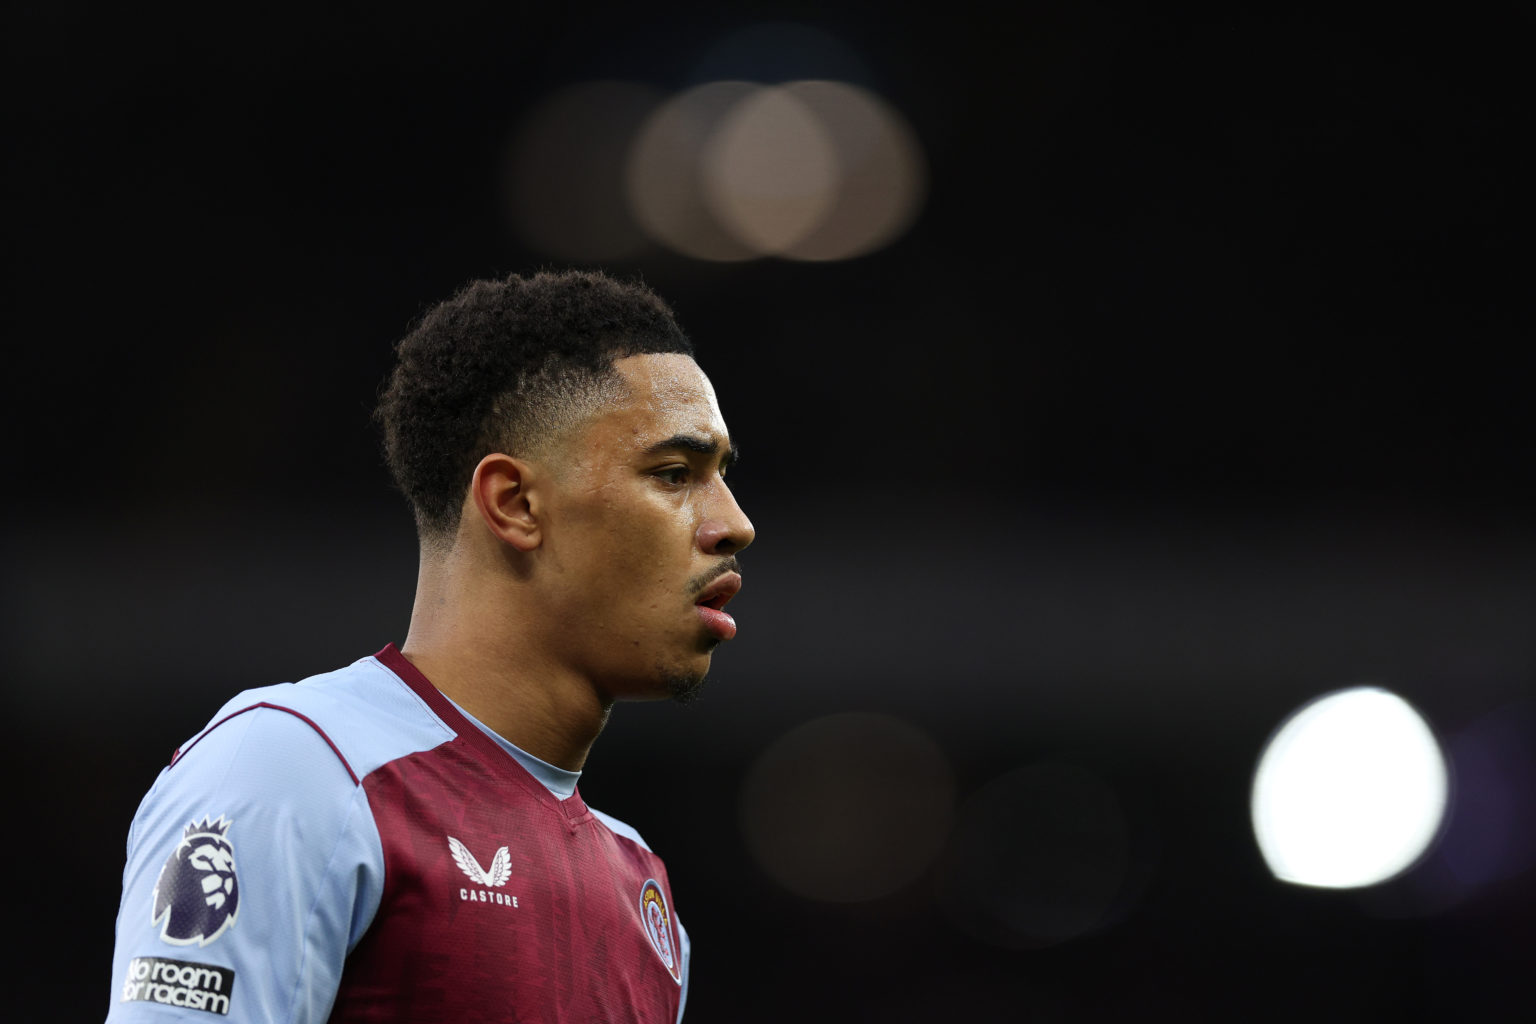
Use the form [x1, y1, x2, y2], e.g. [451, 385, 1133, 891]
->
[694, 572, 742, 640]
[694, 572, 742, 610]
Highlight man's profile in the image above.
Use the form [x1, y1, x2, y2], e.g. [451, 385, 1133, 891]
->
[106, 269, 754, 1022]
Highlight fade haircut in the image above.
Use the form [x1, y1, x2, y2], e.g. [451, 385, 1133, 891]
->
[376, 269, 694, 541]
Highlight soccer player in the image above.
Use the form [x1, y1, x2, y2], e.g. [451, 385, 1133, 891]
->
[106, 270, 754, 1022]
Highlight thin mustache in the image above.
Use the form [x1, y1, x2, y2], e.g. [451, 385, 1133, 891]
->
[688, 557, 742, 597]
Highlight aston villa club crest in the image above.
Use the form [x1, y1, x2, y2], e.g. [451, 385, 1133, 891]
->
[638, 879, 682, 984]
[151, 816, 240, 947]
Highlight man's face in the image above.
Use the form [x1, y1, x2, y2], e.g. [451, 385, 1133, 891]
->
[535, 352, 754, 702]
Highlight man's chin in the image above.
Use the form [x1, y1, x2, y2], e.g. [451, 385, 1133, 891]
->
[664, 666, 709, 706]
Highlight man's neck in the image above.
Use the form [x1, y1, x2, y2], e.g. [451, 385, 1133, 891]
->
[400, 555, 611, 773]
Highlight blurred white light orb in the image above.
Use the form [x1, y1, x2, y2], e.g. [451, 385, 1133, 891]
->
[1251, 686, 1449, 889]
[701, 86, 840, 255]
[739, 712, 955, 902]
[624, 81, 764, 262]
[776, 80, 927, 261]
[625, 78, 925, 262]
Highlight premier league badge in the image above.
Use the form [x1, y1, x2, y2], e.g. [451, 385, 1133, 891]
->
[151, 816, 240, 946]
[638, 878, 682, 984]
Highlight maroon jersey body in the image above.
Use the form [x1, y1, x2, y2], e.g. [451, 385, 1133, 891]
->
[331, 647, 686, 1022]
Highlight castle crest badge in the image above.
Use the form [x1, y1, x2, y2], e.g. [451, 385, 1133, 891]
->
[638, 879, 682, 984]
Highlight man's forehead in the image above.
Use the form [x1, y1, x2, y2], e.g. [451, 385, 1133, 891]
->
[608, 353, 729, 446]
[613, 352, 716, 401]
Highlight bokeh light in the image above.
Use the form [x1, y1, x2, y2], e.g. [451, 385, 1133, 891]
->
[622, 77, 925, 262]
[699, 85, 840, 255]
[625, 81, 765, 262]
[1251, 686, 1449, 889]
[938, 763, 1132, 949]
[739, 712, 955, 902]
[776, 81, 927, 261]
[503, 81, 664, 261]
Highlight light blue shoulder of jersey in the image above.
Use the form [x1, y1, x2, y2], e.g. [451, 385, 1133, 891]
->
[674, 917, 692, 1023]
[589, 807, 653, 851]
[107, 654, 455, 1023]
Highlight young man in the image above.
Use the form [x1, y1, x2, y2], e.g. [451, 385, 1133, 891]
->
[107, 270, 754, 1022]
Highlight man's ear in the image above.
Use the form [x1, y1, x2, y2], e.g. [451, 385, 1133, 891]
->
[469, 453, 542, 552]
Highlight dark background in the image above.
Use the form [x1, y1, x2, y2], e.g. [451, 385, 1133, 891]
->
[7, 2, 1535, 1020]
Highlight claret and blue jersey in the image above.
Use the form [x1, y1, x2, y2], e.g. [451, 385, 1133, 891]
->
[108, 645, 689, 1022]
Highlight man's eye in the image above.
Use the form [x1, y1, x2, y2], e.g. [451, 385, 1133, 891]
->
[656, 466, 689, 485]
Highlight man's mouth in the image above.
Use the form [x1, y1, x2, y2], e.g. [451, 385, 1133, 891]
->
[693, 571, 741, 607]
[694, 572, 742, 640]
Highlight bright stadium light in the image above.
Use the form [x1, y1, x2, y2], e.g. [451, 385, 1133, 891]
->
[1251, 686, 1449, 889]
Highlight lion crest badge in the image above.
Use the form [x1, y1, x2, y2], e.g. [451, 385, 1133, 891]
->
[151, 815, 240, 947]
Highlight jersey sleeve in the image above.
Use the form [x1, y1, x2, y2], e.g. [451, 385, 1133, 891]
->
[675, 917, 691, 1024]
[106, 702, 385, 1022]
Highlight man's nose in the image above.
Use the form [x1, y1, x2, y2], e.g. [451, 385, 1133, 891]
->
[697, 489, 755, 556]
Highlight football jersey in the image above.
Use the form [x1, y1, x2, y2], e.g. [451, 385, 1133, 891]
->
[107, 645, 689, 1022]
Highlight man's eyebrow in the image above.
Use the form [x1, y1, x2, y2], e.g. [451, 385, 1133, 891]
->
[643, 434, 741, 467]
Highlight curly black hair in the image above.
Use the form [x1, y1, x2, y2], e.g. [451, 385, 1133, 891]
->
[376, 269, 694, 539]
